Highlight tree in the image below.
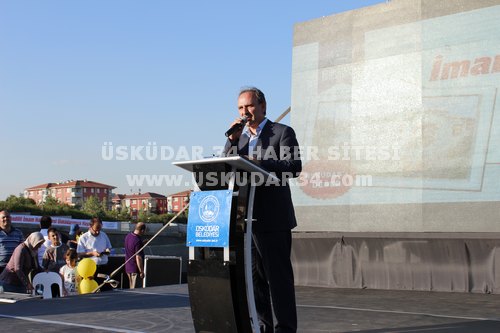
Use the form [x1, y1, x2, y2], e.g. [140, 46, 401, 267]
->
[101, 197, 109, 212]
[0, 194, 124, 221]
[0, 195, 38, 213]
[137, 210, 152, 223]
[41, 195, 76, 216]
[82, 196, 105, 218]
[43, 196, 60, 208]
[106, 205, 131, 221]
[5, 195, 36, 206]
[118, 206, 131, 221]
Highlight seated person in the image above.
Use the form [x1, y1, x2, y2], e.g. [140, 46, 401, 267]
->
[42, 227, 69, 272]
[0, 232, 45, 293]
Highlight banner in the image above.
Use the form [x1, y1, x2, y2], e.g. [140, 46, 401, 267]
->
[11, 214, 119, 230]
[186, 190, 232, 248]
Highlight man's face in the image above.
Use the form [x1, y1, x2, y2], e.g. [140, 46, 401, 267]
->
[90, 222, 102, 236]
[0, 211, 12, 231]
[48, 231, 60, 245]
[238, 92, 266, 129]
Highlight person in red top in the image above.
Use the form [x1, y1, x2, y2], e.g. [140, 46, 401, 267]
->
[124, 222, 146, 289]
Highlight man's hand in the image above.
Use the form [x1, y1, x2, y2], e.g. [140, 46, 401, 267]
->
[27, 283, 34, 294]
[227, 117, 245, 141]
[245, 154, 261, 165]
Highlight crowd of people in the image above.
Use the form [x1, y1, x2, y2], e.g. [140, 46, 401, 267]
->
[0, 209, 146, 296]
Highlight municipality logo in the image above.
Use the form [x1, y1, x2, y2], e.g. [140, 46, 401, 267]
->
[199, 195, 220, 222]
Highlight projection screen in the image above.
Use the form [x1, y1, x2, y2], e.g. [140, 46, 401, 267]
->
[290, 0, 500, 232]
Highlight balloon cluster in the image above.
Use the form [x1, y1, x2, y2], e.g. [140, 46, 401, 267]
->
[77, 258, 98, 294]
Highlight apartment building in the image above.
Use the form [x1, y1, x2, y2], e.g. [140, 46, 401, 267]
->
[24, 180, 115, 208]
[167, 190, 191, 213]
[112, 190, 191, 216]
[114, 192, 168, 218]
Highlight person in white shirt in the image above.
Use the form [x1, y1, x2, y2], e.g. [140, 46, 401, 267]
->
[77, 217, 114, 292]
[77, 217, 112, 266]
[37, 215, 52, 266]
[59, 248, 79, 296]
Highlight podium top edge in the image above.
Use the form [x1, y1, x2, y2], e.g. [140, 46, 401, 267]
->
[172, 156, 279, 181]
[172, 156, 242, 166]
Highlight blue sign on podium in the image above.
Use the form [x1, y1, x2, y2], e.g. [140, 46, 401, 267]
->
[187, 190, 232, 248]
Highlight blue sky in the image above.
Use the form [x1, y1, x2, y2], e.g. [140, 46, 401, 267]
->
[0, 0, 384, 200]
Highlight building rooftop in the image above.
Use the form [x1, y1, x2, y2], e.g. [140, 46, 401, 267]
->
[167, 189, 192, 197]
[26, 180, 116, 190]
[123, 192, 168, 199]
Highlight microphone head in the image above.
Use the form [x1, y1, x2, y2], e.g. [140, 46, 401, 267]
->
[225, 115, 248, 137]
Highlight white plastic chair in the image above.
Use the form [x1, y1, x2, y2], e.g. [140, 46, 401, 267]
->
[32, 272, 63, 299]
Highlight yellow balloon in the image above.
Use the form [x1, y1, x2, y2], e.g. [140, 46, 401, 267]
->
[77, 258, 97, 279]
[79, 278, 99, 294]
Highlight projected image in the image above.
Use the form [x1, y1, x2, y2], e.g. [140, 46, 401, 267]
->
[290, 2, 500, 232]
[421, 95, 478, 179]
[361, 88, 495, 190]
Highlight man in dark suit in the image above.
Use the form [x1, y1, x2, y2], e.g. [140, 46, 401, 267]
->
[224, 87, 301, 333]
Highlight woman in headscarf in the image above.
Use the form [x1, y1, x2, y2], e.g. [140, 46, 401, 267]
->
[0, 232, 44, 293]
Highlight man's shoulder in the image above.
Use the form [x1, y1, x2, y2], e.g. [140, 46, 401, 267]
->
[264, 121, 293, 133]
[99, 231, 110, 240]
[262, 122, 298, 144]
[12, 227, 24, 235]
[79, 231, 92, 241]
[0, 227, 24, 239]
[125, 232, 139, 243]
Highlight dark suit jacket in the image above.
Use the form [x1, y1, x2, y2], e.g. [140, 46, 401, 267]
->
[223, 120, 302, 232]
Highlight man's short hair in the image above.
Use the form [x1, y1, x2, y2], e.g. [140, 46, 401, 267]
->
[239, 86, 266, 105]
[135, 222, 146, 232]
[40, 215, 52, 229]
[90, 217, 102, 226]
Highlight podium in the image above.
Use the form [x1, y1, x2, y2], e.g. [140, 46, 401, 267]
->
[173, 156, 278, 333]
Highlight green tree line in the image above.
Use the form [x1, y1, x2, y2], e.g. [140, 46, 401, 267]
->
[0, 195, 187, 224]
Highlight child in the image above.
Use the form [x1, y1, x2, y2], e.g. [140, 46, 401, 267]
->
[59, 249, 79, 296]
[42, 227, 70, 272]
[67, 224, 82, 250]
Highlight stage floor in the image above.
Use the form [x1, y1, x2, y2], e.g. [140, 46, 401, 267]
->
[1, 284, 500, 332]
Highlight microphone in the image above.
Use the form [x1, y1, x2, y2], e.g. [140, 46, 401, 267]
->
[225, 116, 248, 137]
